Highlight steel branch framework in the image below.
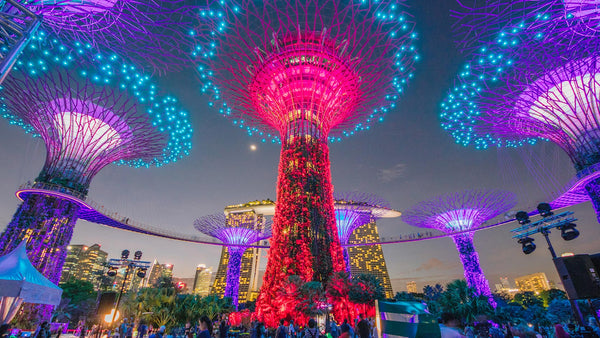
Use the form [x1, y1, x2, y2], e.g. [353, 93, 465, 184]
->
[402, 189, 516, 305]
[194, 213, 272, 309]
[0, 0, 198, 73]
[333, 191, 394, 274]
[440, 0, 600, 222]
[0, 32, 193, 306]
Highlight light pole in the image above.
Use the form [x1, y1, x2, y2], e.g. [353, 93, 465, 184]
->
[511, 203, 584, 324]
[106, 250, 152, 327]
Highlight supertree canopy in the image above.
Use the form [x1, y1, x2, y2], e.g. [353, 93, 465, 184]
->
[402, 190, 516, 305]
[440, 1, 600, 220]
[333, 191, 399, 275]
[0, 31, 193, 287]
[192, 0, 418, 325]
[0, 0, 197, 72]
[194, 213, 272, 309]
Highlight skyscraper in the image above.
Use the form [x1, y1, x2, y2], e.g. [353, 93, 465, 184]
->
[60, 244, 107, 286]
[347, 218, 394, 299]
[193, 264, 213, 296]
[406, 281, 418, 294]
[146, 261, 174, 287]
[515, 273, 551, 294]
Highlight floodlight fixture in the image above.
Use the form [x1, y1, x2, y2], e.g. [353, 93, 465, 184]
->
[519, 237, 536, 254]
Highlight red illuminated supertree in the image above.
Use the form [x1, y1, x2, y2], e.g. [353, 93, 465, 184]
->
[193, 0, 418, 325]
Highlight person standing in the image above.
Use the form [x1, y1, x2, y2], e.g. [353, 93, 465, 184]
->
[303, 319, 319, 338]
[138, 322, 148, 338]
[356, 315, 370, 338]
[288, 320, 296, 338]
[184, 323, 195, 338]
[329, 321, 339, 338]
[276, 320, 287, 338]
[219, 316, 229, 338]
[120, 320, 129, 338]
[198, 316, 213, 338]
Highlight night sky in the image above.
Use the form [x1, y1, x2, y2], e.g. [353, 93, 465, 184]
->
[1, 0, 600, 293]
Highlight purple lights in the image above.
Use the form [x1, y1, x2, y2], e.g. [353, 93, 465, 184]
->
[402, 190, 517, 305]
[1, 0, 197, 72]
[333, 191, 399, 274]
[441, 0, 600, 221]
[0, 32, 192, 316]
[194, 213, 272, 309]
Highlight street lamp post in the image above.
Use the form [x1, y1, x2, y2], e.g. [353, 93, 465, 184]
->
[106, 250, 152, 327]
[511, 203, 585, 325]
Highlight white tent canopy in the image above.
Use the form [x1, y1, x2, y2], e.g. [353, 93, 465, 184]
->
[0, 241, 62, 324]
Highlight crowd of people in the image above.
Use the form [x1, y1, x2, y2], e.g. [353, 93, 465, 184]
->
[438, 312, 600, 338]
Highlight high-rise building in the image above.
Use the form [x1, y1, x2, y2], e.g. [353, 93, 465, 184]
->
[515, 273, 551, 294]
[211, 201, 271, 304]
[347, 218, 394, 298]
[500, 277, 511, 289]
[406, 281, 418, 293]
[60, 244, 108, 287]
[146, 261, 174, 287]
[193, 264, 213, 296]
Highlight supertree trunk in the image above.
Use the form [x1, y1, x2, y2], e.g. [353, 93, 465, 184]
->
[225, 247, 245, 310]
[451, 233, 495, 306]
[342, 248, 352, 276]
[0, 193, 80, 284]
[256, 136, 345, 326]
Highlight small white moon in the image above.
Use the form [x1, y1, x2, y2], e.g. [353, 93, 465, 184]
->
[250, 144, 257, 151]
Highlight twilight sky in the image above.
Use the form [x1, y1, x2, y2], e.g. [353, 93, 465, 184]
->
[1, 0, 599, 293]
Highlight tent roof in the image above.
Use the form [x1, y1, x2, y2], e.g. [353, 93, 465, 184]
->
[0, 242, 62, 305]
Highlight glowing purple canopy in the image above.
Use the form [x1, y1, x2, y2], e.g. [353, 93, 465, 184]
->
[402, 190, 516, 304]
[334, 191, 394, 245]
[194, 213, 272, 246]
[2, 0, 197, 72]
[194, 213, 272, 309]
[441, 1, 600, 220]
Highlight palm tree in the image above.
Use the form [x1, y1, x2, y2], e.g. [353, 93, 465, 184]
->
[438, 280, 493, 324]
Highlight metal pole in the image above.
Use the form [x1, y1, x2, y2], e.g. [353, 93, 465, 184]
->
[110, 262, 132, 327]
[541, 229, 557, 259]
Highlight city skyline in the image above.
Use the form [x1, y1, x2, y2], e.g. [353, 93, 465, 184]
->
[0, 0, 599, 297]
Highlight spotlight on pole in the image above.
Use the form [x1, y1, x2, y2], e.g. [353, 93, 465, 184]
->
[560, 223, 579, 241]
[136, 268, 147, 278]
[134, 250, 142, 260]
[518, 237, 536, 254]
[515, 211, 530, 225]
[121, 250, 130, 259]
[537, 203, 553, 217]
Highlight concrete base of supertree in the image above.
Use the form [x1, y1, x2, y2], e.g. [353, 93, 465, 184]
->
[255, 136, 345, 327]
[225, 248, 245, 310]
[585, 175, 600, 224]
[451, 233, 496, 307]
[0, 193, 80, 284]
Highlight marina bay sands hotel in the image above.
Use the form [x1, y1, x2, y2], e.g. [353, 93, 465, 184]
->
[210, 199, 396, 303]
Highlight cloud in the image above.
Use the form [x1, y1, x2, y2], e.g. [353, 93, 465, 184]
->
[415, 258, 446, 272]
[377, 163, 406, 182]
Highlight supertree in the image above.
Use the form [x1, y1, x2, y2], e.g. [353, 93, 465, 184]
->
[194, 213, 272, 309]
[0, 31, 193, 290]
[402, 190, 516, 305]
[0, 0, 198, 72]
[333, 191, 399, 275]
[440, 1, 600, 220]
[192, 0, 419, 325]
